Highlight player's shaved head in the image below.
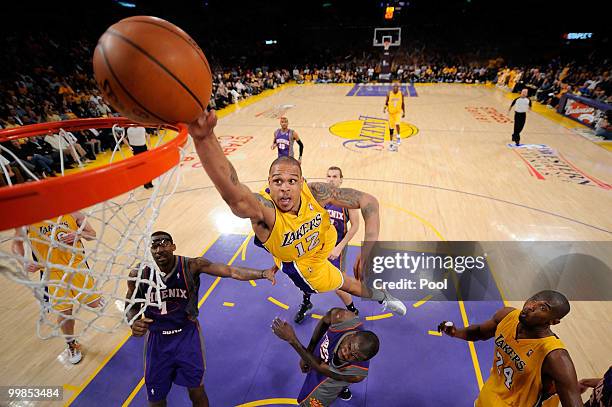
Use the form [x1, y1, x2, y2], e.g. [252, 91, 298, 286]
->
[530, 290, 570, 319]
[269, 156, 302, 176]
[356, 331, 380, 360]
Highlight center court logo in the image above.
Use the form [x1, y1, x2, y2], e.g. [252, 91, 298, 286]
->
[329, 115, 418, 152]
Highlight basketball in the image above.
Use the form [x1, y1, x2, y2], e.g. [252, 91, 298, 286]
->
[92, 16, 212, 124]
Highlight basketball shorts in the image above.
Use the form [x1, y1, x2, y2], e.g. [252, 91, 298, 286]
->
[48, 268, 100, 312]
[144, 321, 206, 402]
[388, 112, 402, 129]
[281, 260, 344, 294]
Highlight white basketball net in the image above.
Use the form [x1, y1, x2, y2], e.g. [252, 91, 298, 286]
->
[0, 125, 184, 339]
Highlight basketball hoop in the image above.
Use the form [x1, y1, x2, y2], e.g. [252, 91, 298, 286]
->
[0, 118, 188, 339]
[383, 40, 391, 51]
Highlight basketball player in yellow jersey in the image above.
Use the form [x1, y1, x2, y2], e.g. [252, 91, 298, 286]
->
[438, 290, 583, 407]
[188, 110, 406, 315]
[12, 211, 101, 364]
[383, 82, 405, 151]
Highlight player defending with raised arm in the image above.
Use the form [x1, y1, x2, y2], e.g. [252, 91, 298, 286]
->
[125, 231, 276, 407]
[188, 110, 406, 315]
[438, 290, 582, 407]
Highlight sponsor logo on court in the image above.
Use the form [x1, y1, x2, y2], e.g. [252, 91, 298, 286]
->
[329, 115, 418, 153]
[255, 104, 295, 118]
[465, 106, 512, 123]
[510, 144, 611, 189]
[181, 135, 253, 168]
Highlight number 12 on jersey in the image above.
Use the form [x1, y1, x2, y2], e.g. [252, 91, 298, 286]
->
[295, 232, 320, 257]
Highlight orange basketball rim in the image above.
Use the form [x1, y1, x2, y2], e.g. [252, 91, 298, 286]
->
[0, 117, 188, 231]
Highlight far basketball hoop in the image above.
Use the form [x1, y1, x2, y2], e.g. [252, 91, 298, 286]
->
[373, 27, 401, 48]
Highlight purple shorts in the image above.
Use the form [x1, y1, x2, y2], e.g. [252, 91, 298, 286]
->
[144, 321, 206, 402]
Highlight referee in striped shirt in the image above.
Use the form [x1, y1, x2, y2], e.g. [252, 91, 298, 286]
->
[509, 88, 532, 146]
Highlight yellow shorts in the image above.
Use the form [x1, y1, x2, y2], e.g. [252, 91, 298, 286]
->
[389, 112, 402, 129]
[280, 260, 344, 294]
[48, 269, 100, 312]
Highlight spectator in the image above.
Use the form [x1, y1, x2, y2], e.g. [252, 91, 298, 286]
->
[44, 132, 88, 167]
[0, 153, 26, 186]
[594, 112, 612, 140]
[5, 139, 56, 177]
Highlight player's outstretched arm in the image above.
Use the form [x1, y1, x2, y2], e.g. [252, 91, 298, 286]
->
[189, 110, 266, 221]
[271, 317, 366, 384]
[189, 257, 277, 284]
[308, 182, 379, 242]
[543, 350, 583, 407]
[438, 307, 515, 341]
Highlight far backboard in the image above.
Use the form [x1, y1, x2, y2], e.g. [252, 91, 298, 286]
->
[373, 27, 401, 47]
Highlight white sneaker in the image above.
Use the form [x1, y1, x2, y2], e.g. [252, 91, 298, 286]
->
[382, 291, 407, 315]
[67, 341, 82, 364]
[396, 136, 401, 145]
[388, 143, 397, 151]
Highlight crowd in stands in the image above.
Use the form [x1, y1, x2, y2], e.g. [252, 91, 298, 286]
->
[496, 63, 612, 107]
[1, 33, 611, 185]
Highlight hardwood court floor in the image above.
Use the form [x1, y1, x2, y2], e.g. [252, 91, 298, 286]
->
[1, 83, 610, 405]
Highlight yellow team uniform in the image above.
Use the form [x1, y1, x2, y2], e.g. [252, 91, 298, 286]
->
[476, 309, 566, 407]
[27, 214, 99, 311]
[258, 182, 343, 293]
[387, 90, 403, 129]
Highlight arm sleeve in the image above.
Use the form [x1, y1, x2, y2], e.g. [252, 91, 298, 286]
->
[296, 139, 304, 157]
[510, 98, 518, 108]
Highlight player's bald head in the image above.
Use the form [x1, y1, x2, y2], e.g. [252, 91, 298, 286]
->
[530, 290, 570, 319]
[269, 156, 302, 176]
[356, 331, 380, 360]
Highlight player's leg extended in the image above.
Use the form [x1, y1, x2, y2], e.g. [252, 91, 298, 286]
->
[339, 274, 406, 315]
[310, 261, 406, 315]
[332, 253, 358, 314]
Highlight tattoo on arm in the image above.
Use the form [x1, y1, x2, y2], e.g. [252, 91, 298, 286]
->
[253, 193, 275, 208]
[228, 162, 239, 186]
[308, 182, 333, 203]
[361, 202, 377, 220]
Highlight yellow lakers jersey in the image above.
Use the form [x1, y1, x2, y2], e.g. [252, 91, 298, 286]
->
[27, 214, 86, 272]
[476, 309, 566, 407]
[259, 182, 337, 266]
[387, 90, 403, 114]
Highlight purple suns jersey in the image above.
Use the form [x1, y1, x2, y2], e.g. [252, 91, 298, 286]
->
[324, 203, 349, 246]
[274, 128, 294, 157]
[298, 316, 370, 405]
[136, 256, 201, 333]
